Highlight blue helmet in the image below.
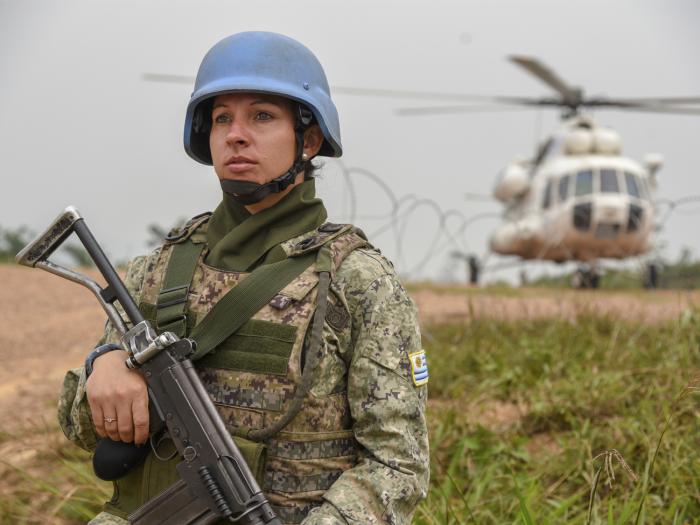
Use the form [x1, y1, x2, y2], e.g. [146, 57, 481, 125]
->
[184, 31, 342, 165]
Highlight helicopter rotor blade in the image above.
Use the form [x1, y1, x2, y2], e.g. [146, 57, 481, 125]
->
[583, 97, 700, 109]
[142, 73, 195, 84]
[396, 105, 535, 116]
[395, 100, 559, 116]
[141, 74, 554, 106]
[463, 192, 495, 202]
[141, 74, 520, 102]
[586, 102, 700, 115]
[142, 71, 700, 116]
[593, 96, 700, 105]
[326, 86, 548, 106]
[509, 55, 582, 107]
[329, 86, 498, 102]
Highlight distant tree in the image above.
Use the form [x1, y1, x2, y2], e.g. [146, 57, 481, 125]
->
[0, 225, 34, 263]
[147, 223, 169, 248]
[146, 217, 187, 248]
[63, 244, 94, 267]
[0, 224, 95, 267]
[677, 246, 693, 265]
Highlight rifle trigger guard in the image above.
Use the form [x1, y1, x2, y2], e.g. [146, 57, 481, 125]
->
[150, 431, 179, 462]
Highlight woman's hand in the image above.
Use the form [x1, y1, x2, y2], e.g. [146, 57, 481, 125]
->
[85, 350, 150, 445]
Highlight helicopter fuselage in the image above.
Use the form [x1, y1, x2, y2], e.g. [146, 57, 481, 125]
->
[491, 154, 655, 263]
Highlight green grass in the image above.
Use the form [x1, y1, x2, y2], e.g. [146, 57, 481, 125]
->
[530, 262, 700, 290]
[416, 312, 700, 524]
[0, 426, 111, 524]
[2, 311, 699, 523]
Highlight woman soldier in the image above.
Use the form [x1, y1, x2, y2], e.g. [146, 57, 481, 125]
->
[59, 32, 429, 524]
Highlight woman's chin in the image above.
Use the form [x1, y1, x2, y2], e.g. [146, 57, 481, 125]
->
[219, 173, 263, 184]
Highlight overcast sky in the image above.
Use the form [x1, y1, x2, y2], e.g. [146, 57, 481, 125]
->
[2, 0, 699, 282]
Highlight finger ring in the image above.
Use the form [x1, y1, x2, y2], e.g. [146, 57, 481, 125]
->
[104, 417, 117, 423]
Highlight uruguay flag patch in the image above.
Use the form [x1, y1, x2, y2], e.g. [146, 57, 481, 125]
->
[409, 350, 429, 387]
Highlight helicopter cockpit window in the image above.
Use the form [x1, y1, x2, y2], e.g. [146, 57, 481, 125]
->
[575, 170, 593, 197]
[558, 175, 570, 202]
[624, 172, 641, 198]
[600, 169, 620, 193]
[542, 179, 553, 209]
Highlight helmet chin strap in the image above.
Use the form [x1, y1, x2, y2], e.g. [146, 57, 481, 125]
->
[220, 105, 313, 206]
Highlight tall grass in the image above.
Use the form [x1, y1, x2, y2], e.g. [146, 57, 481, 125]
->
[0, 424, 111, 524]
[417, 312, 700, 524]
[1, 311, 698, 523]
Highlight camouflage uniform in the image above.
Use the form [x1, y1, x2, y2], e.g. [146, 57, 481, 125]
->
[59, 220, 429, 525]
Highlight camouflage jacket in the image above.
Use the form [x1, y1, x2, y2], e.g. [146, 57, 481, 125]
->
[58, 223, 429, 524]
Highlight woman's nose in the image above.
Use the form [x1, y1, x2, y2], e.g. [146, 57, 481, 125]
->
[225, 120, 250, 146]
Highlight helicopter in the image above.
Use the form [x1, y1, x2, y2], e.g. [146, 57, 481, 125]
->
[490, 113, 659, 288]
[394, 56, 700, 288]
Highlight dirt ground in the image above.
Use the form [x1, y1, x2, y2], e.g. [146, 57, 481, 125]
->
[1, 266, 106, 434]
[412, 285, 700, 325]
[0, 266, 108, 516]
[1, 264, 698, 504]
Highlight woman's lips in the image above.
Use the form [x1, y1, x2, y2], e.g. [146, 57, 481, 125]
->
[225, 156, 257, 173]
[226, 161, 257, 173]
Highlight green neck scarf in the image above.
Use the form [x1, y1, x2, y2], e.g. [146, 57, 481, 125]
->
[205, 179, 327, 271]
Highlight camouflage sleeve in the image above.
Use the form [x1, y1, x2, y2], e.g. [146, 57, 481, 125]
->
[304, 250, 430, 524]
[57, 253, 153, 452]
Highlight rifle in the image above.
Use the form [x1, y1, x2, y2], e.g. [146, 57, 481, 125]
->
[17, 206, 281, 525]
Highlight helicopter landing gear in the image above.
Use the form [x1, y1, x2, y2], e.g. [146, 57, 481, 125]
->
[572, 265, 600, 289]
[449, 251, 482, 285]
[468, 255, 481, 285]
[644, 262, 660, 289]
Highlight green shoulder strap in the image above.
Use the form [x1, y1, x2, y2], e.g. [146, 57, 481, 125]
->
[155, 241, 205, 336]
[188, 251, 317, 361]
[154, 212, 212, 336]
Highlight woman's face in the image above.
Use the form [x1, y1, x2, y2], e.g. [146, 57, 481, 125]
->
[209, 92, 297, 187]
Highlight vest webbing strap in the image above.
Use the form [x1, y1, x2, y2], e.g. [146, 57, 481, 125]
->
[155, 241, 205, 337]
[188, 251, 317, 361]
[247, 258, 331, 441]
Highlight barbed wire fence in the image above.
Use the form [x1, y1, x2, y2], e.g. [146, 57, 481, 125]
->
[324, 159, 504, 281]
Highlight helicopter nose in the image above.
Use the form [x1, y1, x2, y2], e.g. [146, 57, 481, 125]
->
[596, 199, 627, 224]
[592, 195, 628, 239]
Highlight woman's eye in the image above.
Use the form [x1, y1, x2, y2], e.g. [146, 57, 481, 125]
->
[255, 111, 273, 121]
[213, 113, 230, 124]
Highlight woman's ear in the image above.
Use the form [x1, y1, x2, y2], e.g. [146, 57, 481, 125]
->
[303, 125, 323, 159]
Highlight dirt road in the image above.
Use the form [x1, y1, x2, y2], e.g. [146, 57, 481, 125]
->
[411, 285, 700, 325]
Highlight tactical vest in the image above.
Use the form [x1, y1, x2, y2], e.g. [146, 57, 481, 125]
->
[105, 215, 368, 525]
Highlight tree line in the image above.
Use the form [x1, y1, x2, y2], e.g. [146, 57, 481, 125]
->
[0, 224, 94, 266]
[1, 219, 185, 267]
